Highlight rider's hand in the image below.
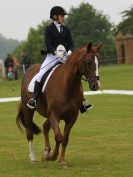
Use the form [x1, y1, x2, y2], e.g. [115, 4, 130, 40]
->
[68, 50, 72, 56]
[54, 50, 64, 58]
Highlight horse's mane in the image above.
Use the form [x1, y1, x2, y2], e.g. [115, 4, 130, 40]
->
[66, 45, 86, 64]
[74, 45, 86, 52]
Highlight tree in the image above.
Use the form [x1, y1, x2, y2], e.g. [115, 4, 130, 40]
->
[14, 3, 116, 63]
[115, 5, 133, 35]
[65, 3, 116, 62]
[0, 34, 21, 59]
[14, 21, 49, 63]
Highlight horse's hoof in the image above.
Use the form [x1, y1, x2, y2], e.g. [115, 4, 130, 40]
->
[42, 150, 51, 161]
[29, 155, 37, 163]
[59, 161, 67, 168]
[42, 155, 51, 161]
[30, 158, 37, 163]
[49, 152, 58, 161]
[49, 154, 58, 161]
[31, 160, 37, 163]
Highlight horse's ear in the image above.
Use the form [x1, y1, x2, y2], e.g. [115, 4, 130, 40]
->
[97, 43, 103, 52]
[87, 42, 92, 52]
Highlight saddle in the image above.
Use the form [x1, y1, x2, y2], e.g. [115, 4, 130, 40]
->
[40, 62, 62, 90]
[28, 62, 61, 93]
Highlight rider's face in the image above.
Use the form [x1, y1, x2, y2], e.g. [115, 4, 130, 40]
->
[57, 15, 65, 24]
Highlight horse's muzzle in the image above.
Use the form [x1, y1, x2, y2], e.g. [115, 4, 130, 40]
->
[89, 80, 100, 91]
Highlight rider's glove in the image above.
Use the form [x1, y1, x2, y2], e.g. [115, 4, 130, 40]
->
[54, 50, 64, 58]
[68, 50, 72, 56]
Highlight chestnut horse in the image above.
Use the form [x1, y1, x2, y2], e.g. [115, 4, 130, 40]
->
[16, 42, 102, 167]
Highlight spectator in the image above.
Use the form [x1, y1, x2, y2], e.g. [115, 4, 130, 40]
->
[4, 54, 14, 77]
[20, 52, 31, 73]
[13, 57, 20, 80]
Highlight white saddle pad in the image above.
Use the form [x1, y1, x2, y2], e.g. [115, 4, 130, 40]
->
[28, 64, 60, 93]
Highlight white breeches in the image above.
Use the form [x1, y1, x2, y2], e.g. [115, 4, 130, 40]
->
[36, 53, 68, 82]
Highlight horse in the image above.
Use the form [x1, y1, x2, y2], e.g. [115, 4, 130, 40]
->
[16, 42, 102, 167]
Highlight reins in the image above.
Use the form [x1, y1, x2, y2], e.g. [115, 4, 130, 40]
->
[40, 51, 67, 70]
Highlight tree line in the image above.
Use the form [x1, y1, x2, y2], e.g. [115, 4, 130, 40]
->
[13, 3, 133, 64]
[0, 34, 21, 59]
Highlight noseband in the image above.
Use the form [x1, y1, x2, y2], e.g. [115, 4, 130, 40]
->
[81, 75, 100, 82]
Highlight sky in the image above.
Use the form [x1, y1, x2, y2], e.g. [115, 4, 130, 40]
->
[0, 0, 133, 41]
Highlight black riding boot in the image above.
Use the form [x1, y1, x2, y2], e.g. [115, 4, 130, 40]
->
[80, 104, 93, 113]
[27, 80, 41, 109]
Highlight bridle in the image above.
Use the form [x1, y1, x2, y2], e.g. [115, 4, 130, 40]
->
[78, 51, 100, 82]
[81, 75, 100, 82]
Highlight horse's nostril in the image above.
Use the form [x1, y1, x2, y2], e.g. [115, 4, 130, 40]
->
[90, 84, 98, 91]
[93, 85, 97, 90]
[88, 81, 99, 91]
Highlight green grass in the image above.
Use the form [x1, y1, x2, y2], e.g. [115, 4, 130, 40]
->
[0, 64, 133, 177]
[0, 64, 133, 98]
[0, 79, 21, 97]
[0, 95, 133, 177]
[83, 64, 133, 91]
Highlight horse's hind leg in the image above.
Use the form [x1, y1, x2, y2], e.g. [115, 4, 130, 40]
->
[26, 127, 36, 162]
[42, 119, 51, 161]
[16, 103, 37, 162]
[24, 108, 40, 162]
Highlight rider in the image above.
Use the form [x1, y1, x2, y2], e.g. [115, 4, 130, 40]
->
[21, 52, 32, 72]
[27, 6, 93, 113]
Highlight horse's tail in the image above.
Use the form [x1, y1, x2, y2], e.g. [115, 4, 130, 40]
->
[16, 102, 41, 135]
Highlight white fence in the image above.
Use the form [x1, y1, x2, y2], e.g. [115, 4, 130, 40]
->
[0, 90, 133, 102]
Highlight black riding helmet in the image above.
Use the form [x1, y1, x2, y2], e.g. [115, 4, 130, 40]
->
[50, 6, 67, 19]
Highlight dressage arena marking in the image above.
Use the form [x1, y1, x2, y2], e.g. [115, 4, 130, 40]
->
[0, 97, 20, 102]
[0, 90, 133, 102]
[84, 90, 133, 95]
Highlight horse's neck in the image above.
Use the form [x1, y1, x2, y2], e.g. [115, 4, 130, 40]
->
[65, 49, 84, 75]
[62, 53, 82, 94]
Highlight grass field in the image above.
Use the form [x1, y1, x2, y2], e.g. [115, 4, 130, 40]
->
[0, 64, 133, 177]
[83, 64, 133, 91]
[0, 64, 133, 98]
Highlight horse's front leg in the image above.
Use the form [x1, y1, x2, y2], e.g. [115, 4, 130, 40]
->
[50, 138, 60, 161]
[42, 119, 51, 161]
[49, 112, 63, 161]
[59, 120, 76, 167]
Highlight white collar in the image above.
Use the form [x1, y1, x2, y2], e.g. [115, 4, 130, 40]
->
[54, 21, 61, 28]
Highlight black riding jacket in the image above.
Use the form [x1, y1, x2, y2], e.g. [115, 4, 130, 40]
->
[45, 23, 74, 54]
[4, 57, 14, 68]
[21, 56, 31, 69]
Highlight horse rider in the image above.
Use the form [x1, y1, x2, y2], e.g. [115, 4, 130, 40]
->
[20, 52, 32, 72]
[27, 6, 93, 113]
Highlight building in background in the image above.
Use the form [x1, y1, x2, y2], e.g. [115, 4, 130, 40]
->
[115, 32, 133, 64]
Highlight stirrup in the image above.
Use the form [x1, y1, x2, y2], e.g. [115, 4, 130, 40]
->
[85, 104, 93, 110]
[80, 104, 93, 113]
[27, 99, 36, 109]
